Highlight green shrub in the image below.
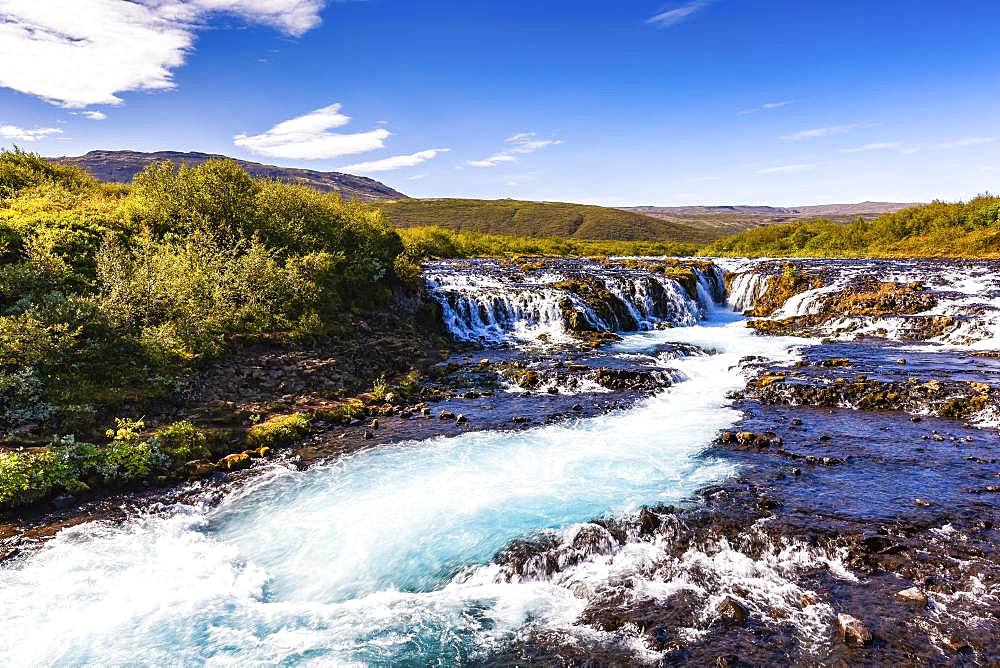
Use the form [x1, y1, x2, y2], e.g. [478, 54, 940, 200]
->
[157, 421, 210, 464]
[245, 412, 310, 448]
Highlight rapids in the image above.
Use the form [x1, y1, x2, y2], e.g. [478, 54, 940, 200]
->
[0, 260, 806, 666]
[2, 257, 997, 665]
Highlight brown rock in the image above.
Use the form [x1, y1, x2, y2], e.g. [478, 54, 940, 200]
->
[837, 613, 872, 647]
[716, 596, 749, 624]
[894, 586, 928, 607]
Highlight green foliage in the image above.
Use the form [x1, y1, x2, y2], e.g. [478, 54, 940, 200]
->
[0, 448, 77, 507]
[398, 226, 700, 260]
[0, 147, 96, 198]
[156, 421, 211, 464]
[704, 196, 1000, 258]
[0, 150, 406, 432]
[245, 412, 310, 448]
[378, 197, 715, 244]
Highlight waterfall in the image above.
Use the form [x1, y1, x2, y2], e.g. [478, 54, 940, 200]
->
[424, 259, 722, 343]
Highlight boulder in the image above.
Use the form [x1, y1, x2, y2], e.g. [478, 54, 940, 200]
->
[894, 586, 928, 607]
[219, 453, 250, 471]
[837, 613, 872, 647]
[716, 596, 749, 624]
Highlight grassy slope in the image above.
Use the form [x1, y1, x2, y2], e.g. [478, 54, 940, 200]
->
[703, 196, 1000, 258]
[377, 198, 719, 244]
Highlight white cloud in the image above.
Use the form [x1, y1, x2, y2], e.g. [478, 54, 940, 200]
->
[468, 132, 563, 167]
[0, 124, 63, 141]
[340, 148, 450, 173]
[935, 136, 997, 149]
[757, 163, 817, 175]
[738, 100, 793, 115]
[646, 1, 711, 28]
[687, 175, 719, 182]
[837, 141, 902, 153]
[406, 174, 426, 181]
[234, 103, 391, 160]
[71, 110, 108, 121]
[0, 0, 326, 108]
[780, 121, 878, 141]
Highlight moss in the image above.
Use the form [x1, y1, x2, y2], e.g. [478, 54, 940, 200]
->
[218, 452, 251, 471]
[245, 412, 310, 448]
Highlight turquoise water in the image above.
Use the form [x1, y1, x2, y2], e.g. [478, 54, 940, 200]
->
[0, 318, 801, 665]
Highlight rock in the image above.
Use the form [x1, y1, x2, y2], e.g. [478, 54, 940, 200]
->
[897, 358, 907, 365]
[914, 498, 931, 507]
[439, 410, 456, 420]
[421, 407, 432, 416]
[455, 414, 468, 424]
[792, 467, 801, 476]
[790, 417, 803, 426]
[219, 453, 251, 471]
[52, 494, 76, 509]
[894, 587, 928, 607]
[187, 460, 217, 478]
[837, 613, 872, 647]
[362, 429, 374, 440]
[370, 418, 379, 429]
[571, 403, 583, 412]
[383, 392, 396, 404]
[546, 386, 559, 394]
[479, 358, 490, 366]
[941, 636, 973, 654]
[512, 416, 531, 424]
[716, 596, 749, 624]
[257, 447, 271, 458]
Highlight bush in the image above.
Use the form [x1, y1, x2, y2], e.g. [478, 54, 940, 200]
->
[157, 421, 210, 464]
[0, 150, 409, 433]
[245, 413, 310, 448]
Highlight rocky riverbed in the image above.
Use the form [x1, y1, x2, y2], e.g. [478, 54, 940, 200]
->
[1, 257, 998, 665]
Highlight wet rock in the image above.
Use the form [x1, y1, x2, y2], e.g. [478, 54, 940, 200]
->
[913, 498, 931, 507]
[512, 416, 531, 424]
[571, 403, 583, 412]
[455, 414, 468, 424]
[438, 410, 456, 420]
[837, 613, 872, 647]
[362, 429, 374, 440]
[894, 587, 928, 607]
[370, 418, 379, 429]
[716, 596, 749, 624]
[186, 460, 217, 477]
[219, 453, 251, 471]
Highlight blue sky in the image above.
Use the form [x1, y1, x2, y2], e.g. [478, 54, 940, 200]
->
[1, 0, 998, 206]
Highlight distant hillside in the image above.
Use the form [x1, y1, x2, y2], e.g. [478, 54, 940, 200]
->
[624, 202, 919, 237]
[51, 150, 406, 201]
[703, 197, 1000, 258]
[377, 198, 719, 244]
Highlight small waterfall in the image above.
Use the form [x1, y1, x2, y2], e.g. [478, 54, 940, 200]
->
[726, 271, 771, 313]
[424, 259, 722, 343]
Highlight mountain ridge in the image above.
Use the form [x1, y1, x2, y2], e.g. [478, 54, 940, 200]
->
[50, 150, 407, 201]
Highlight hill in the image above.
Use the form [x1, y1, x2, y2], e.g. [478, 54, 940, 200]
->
[377, 198, 718, 244]
[624, 202, 918, 237]
[702, 196, 1000, 258]
[51, 150, 406, 201]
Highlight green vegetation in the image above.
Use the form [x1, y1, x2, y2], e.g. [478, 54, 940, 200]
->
[245, 412, 310, 449]
[378, 198, 716, 244]
[704, 196, 1000, 258]
[0, 148, 402, 433]
[0, 418, 222, 508]
[397, 225, 700, 260]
